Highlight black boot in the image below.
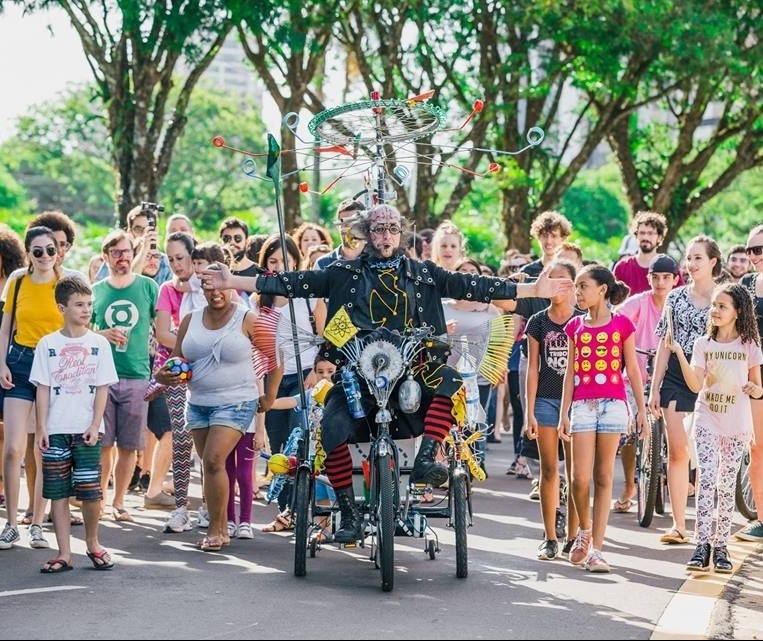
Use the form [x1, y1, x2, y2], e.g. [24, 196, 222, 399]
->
[686, 542, 711, 572]
[411, 437, 449, 487]
[333, 486, 363, 543]
[712, 545, 733, 573]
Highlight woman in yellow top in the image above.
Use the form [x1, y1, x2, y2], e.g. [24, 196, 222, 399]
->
[0, 226, 64, 550]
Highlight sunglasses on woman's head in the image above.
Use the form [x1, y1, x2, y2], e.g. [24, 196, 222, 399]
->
[31, 245, 57, 258]
[746, 245, 763, 256]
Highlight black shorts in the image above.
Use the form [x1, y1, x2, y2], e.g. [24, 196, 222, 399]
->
[147, 395, 172, 439]
[659, 353, 698, 412]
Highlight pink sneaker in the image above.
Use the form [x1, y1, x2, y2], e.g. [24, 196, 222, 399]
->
[585, 548, 610, 573]
[569, 528, 592, 565]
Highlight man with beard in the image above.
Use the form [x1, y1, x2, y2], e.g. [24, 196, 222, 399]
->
[201, 204, 573, 542]
[726, 244, 750, 281]
[614, 211, 682, 294]
[219, 217, 260, 277]
[91, 230, 158, 522]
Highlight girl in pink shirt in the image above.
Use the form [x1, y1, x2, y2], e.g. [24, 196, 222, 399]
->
[668, 283, 763, 573]
[559, 265, 648, 573]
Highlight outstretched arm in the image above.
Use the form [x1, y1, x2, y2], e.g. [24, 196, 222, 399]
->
[201, 262, 254, 292]
[517, 269, 573, 299]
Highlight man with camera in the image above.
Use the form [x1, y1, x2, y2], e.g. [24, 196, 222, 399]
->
[93, 203, 172, 285]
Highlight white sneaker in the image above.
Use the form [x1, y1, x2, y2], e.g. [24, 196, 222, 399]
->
[29, 524, 50, 549]
[236, 522, 254, 539]
[197, 506, 210, 529]
[164, 507, 191, 533]
[227, 520, 237, 537]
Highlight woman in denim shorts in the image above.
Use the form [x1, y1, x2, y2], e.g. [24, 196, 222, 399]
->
[525, 260, 581, 561]
[559, 265, 648, 574]
[0, 227, 63, 550]
[156, 265, 278, 552]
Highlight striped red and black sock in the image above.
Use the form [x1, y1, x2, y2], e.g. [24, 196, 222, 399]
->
[325, 443, 354, 490]
[423, 395, 453, 442]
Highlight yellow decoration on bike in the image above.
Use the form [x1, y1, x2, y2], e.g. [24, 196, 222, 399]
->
[323, 306, 358, 347]
[313, 424, 326, 474]
[451, 386, 466, 426]
[478, 314, 514, 386]
[444, 431, 486, 482]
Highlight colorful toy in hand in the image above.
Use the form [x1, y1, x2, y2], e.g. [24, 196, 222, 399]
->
[165, 356, 193, 382]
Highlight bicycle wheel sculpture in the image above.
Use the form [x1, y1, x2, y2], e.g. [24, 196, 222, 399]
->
[213, 89, 544, 206]
[309, 96, 446, 145]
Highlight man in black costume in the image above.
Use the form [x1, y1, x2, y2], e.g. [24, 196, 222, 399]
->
[202, 204, 572, 541]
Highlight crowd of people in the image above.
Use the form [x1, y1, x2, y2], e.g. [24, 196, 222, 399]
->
[0, 200, 761, 579]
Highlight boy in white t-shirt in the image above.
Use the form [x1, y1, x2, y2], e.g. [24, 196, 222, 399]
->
[31, 277, 118, 573]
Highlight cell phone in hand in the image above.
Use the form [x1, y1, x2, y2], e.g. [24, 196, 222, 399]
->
[665, 304, 674, 341]
[140, 201, 163, 250]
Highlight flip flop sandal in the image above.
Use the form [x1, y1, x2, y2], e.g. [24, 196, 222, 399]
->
[45, 513, 85, 526]
[17, 511, 33, 526]
[198, 536, 223, 551]
[613, 498, 634, 513]
[660, 528, 690, 544]
[312, 528, 333, 544]
[261, 512, 294, 533]
[86, 548, 114, 570]
[113, 507, 134, 522]
[41, 558, 74, 574]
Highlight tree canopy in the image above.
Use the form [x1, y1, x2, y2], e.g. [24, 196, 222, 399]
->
[4, 0, 763, 254]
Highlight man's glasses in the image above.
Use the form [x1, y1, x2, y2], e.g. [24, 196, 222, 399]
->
[369, 224, 402, 235]
[108, 247, 134, 259]
[146, 252, 162, 260]
[746, 246, 763, 256]
[56, 240, 72, 251]
[31, 246, 57, 258]
[222, 234, 244, 243]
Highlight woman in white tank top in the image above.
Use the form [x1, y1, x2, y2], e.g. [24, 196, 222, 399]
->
[156, 266, 281, 551]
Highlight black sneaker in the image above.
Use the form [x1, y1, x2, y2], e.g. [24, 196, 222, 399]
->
[686, 542, 711, 572]
[712, 546, 733, 573]
[537, 539, 558, 560]
[555, 507, 566, 541]
[561, 538, 574, 555]
[139, 473, 150, 492]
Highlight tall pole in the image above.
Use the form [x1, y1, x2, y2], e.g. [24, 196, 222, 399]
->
[266, 133, 310, 430]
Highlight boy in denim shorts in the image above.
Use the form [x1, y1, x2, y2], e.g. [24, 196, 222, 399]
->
[30, 277, 118, 573]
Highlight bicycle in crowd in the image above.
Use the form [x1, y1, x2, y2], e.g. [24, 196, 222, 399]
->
[635, 347, 668, 528]
[288, 326, 476, 591]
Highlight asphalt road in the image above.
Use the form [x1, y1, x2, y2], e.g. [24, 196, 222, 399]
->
[0, 438, 760, 640]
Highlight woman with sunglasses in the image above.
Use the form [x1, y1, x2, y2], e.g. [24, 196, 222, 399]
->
[0, 226, 64, 550]
[735, 226, 763, 542]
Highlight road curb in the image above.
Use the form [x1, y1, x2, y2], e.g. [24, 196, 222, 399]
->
[651, 539, 763, 639]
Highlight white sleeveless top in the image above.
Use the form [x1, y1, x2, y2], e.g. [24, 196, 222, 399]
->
[183, 303, 257, 406]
